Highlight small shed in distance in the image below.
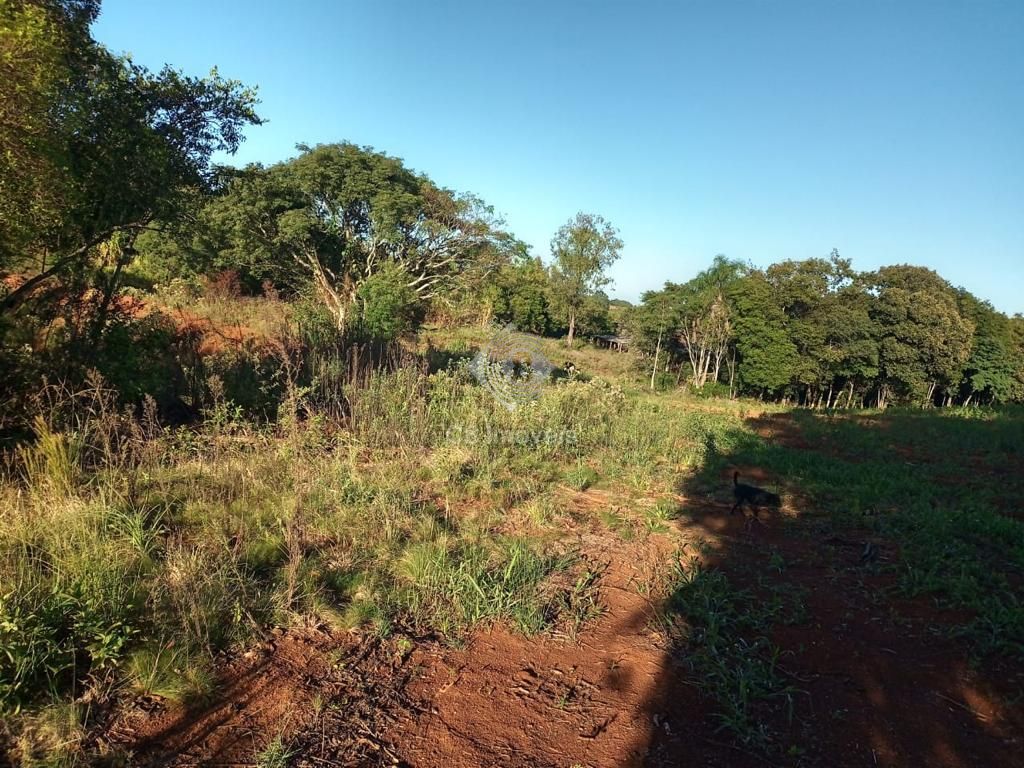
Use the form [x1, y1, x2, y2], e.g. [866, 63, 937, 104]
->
[592, 334, 630, 352]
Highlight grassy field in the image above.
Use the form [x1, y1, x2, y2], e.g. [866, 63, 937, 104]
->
[2, 331, 1023, 766]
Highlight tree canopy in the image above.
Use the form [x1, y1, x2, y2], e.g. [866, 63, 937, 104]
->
[549, 213, 622, 346]
[629, 251, 1019, 407]
[0, 0, 261, 319]
[195, 143, 513, 331]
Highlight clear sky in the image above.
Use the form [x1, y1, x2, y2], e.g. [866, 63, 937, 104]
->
[93, 1, 1024, 314]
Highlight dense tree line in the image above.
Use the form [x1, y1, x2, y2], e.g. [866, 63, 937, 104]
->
[628, 252, 1024, 407]
[134, 148, 620, 342]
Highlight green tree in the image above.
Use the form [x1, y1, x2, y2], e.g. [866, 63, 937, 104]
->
[0, 0, 261, 320]
[673, 255, 744, 388]
[1010, 316, 1024, 401]
[0, 0, 78, 265]
[483, 254, 553, 335]
[631, 286, 682, 389]
[728, 272, 799, 397]
[549, 213, 622, 346]
[870, 266, 973, 407]
[828, 277, 880, 407]
[764, 251, 877, 407]
[957, 291, 1022, 405]
[204, 143, 509, 331]
[357, 261, 423, 341]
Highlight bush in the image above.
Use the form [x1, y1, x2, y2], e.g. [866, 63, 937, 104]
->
[356, 263, 424, 342]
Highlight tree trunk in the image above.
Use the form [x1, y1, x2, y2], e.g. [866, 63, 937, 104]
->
[567, 309, 576, 347]
[727, 347, 737, 399]
[699, 348, 712, 389]
[89, 240, 135, 349]
[650, 329, 662, 391]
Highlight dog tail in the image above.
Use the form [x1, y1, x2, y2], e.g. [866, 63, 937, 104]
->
[733, 471, 739, 486]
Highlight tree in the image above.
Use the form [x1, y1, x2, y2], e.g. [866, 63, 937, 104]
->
[765, 251, 877, 407]
[357, 261, 423, 341]
[483, 253, 553, 335]
[957, 291, 1022, 405]
[870, 266, 973, 407]
[631, 287, 681, 390]
[1011, 316, 1024, 401]
[673, 255, 744, 389]
[0, 0, 78, 266]
[827, 278, 880, 407]
[728, 272, 799, 397]
[549, 213, 622, 346]
[204, 143, 510, 331]
[0, 0, 261, 325]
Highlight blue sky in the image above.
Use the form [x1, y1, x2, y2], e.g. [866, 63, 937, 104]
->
[94, 1, 1024, 314]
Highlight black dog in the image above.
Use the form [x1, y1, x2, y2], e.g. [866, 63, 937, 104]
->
[731, 471, 781, 516]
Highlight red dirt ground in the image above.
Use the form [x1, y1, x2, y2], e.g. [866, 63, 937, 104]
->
[96, 500, 1024, 768]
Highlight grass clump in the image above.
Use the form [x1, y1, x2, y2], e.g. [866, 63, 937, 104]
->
[255, 733, 293, 768]
[125, 643, 215, 705]
[563, 463, 599, 491]
[391, 536, 573, 637]
[658, 551, 797, 753]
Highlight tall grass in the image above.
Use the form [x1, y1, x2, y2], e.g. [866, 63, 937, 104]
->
[1, 360, 660, 762]
[7, 343, 1017, 764]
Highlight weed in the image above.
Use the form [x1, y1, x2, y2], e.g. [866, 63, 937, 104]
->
[256, 733, 293, 768]
[563, 462, 599, 491]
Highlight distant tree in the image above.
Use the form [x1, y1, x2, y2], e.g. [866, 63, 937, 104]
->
[573, 290, 614, 338]
[870, 266, 973, 407]
[484, 254, 553, 335]
[549, 213, 622, 346]
[728, 272, 799, 397]
[828, 277, 880, 407]
[765, 257, 833, 401]
[674, 255, 744, 388]
[1010, 316, 1024, 401]
[205, 143, 510, 331]
[631, 287, 682, 389]
[765, 251, 878, 407]
[957, 291, 1022, 405]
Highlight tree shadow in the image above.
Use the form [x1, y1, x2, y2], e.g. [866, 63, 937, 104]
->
[635, 409, 1024, 767]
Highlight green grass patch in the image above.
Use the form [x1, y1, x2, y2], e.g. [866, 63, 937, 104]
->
[658, 551, 799, 753]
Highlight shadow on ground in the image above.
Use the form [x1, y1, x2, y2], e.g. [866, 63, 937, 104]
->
[636, 407, 1024, 767]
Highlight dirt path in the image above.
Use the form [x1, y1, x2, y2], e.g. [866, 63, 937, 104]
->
[390, 535, 738, 768]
